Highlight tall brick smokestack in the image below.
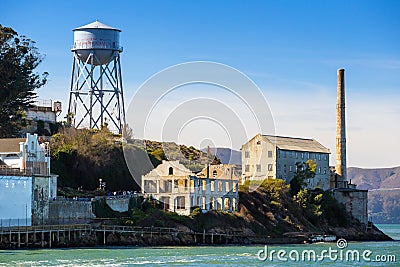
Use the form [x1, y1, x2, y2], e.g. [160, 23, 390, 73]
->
[336, 69, 347, 181]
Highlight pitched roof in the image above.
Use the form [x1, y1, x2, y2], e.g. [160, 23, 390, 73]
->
[74, 20, 121, 31]
[144, 160, 193, 177]
[263, 135, 330, 154]
[0, 138, 25, 153]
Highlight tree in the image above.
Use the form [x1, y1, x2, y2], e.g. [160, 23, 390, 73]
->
[290, 159, 316, 196]
[0, 24, 48, 137]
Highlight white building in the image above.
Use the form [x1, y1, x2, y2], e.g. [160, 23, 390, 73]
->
[242, 134, 331, 190]
[23, 99, 61, 135]
[0, 133, 51, 176]
[141, 161, 239, 215]
[195, 164, 240, 212]
[0, 133, 57, 226]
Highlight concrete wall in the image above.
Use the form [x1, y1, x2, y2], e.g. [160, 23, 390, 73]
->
[333, 189, 368, 224]
[32, 176, 57, 225]
[0, 176, 32, 226]
[105, 198, 130, 212]
[49, 200, 94, 224]
[26, 110, 57, 123]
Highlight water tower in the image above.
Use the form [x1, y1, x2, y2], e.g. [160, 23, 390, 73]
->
[68, 20, 126, 133]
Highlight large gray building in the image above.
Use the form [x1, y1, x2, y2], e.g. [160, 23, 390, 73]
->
[241, 134, 331, 190]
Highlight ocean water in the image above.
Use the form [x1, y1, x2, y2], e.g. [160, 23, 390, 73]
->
[0, 224, 398, 266]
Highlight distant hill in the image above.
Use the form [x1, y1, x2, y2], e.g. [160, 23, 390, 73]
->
[348, 166, 400, 224]
[201, 147, 241, 165]
[348, 166, 400, 190]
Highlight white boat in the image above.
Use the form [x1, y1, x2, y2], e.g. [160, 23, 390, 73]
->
[310, 234, 336, 243]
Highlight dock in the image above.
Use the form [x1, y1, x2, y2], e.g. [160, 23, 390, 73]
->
[0, 224, 307, 249]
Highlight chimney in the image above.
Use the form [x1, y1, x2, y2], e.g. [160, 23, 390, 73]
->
[336, 69, 347, 182]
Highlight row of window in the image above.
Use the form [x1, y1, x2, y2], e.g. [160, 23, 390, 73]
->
[278, 150, 328, 161]
[245, 164, 328, 174]
[144, 179, 237, 193]
[244, 150, 328, 161]
[195, 180, 236, 193]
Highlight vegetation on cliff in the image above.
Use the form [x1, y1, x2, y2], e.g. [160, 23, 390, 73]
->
[50, 127, 142, 191]
[91, 178, 390, 241]
[50, 128, 217, 193]
[132, 139, 218, 172]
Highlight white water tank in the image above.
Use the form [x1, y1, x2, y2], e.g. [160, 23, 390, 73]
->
[72, 20, 122, 65]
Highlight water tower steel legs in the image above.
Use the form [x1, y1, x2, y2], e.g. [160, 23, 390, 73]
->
[67, 50, 126, 133]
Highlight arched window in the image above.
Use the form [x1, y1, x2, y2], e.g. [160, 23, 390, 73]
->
[169, 167, 173, 175]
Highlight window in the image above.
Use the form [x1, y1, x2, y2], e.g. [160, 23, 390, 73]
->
[289, 151, 292, 158]
[211, 181, 215, 191]
[301, 153, 304, 159]
[256, 164, 261, 172]
[144, 180, 157, 193]
[245, 150, 250, 158]
[268, 164, 273, 171]
[284, 164, 287, 173]
[324, 168, 327, 174]
[226, 181, 230, 191]
[161, 180, 172, 193]
[202, 180, 207, 191]
[218, 181, 222, 192]
[295, 152, 298, 158]
[324, 154, 328, 161]
[289, 165, 293, 172]
[318, 154, 321, 161]
[176, 196, 185, 209]
[318, 167, 321, 174]
[169, 167, 173, 175]
[257, 140, 261, 145]
[212, 170, 217, 177]
[245, 165, 250, 172]
[282, 151, 286, 158]
[190, 180, 195, 192]
[268, 150, 273, 158]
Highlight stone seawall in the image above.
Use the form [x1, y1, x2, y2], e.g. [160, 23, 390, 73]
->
[49, 201, 94, 224]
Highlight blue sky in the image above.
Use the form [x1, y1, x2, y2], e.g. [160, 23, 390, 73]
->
[2, 0, 400, 168]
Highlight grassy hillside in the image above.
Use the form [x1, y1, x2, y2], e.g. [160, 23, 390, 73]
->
[132, 139, 218, 172]
[50, 128, 217, 192]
